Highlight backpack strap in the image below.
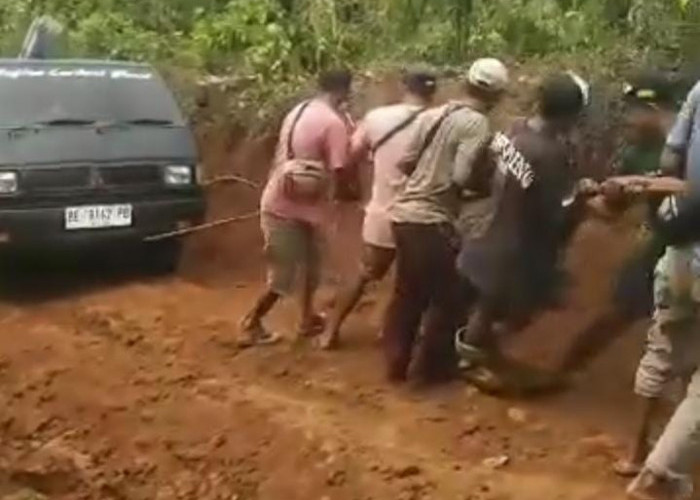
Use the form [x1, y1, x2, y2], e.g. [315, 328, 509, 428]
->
[370, 107, 427, 154]
[416, 104, 467, 161]
[286, 100, 312, 160]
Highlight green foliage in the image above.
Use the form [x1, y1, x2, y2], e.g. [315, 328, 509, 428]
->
[190, 0, 293, 75]
[0, 0, 696, 126]
[0, 0, 693, 69]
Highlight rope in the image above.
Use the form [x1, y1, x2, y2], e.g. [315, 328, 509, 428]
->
[142, 174, 262, 242]
[201, 175, 261, 189]
[143, 210, 260, 242]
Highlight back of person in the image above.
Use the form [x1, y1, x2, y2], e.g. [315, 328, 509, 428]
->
[458, 119, 572, 302]
[262, 98, 350, 226]
[668, 81, 700, 191]
[278, 99, 349, 165]
[317, 71, 439, 351]
[390, 103, 490, 225]
[241, 69, 353, 349]
[454, 73, 586, 375]
[513, 121, 573, 255]
[382, 58, 509, 384]
[362, 103, 424, 216]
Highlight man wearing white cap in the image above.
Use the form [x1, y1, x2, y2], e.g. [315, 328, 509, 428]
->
[382, 58, 509, 384]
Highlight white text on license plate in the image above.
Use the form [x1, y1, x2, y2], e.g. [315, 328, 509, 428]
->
[65, 204, 133, 230]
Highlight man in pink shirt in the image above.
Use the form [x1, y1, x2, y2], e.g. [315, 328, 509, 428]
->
[318, 71, 438, 350]
[240, 70, 353, 346]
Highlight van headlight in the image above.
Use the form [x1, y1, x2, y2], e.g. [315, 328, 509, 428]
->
[0, 171, 18, 193]
[164, 165, 193, 186]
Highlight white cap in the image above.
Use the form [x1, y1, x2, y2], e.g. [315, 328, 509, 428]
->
[468, 58, 509, 93]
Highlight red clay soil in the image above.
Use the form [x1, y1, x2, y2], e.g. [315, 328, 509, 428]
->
[0, 85, 681, 500]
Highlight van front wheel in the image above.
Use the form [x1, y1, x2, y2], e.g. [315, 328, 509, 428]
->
[144, 239, 183, 275]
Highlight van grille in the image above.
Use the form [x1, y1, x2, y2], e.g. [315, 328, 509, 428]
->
[21, 165, 163, 192]
[99, 165, 162, 186]
[22, 166, 91, 191]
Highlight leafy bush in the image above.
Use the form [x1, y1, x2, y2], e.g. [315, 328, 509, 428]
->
[0, 0, 697, 126]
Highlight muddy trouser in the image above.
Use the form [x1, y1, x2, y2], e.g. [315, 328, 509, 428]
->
[634, 247, 700, 399]
[613, 227, 665, 320]
[261, 213, 322, 297]
[643, 368, 700, 495]
[636, 247, 700, 495]
[383, 222, 464, 382]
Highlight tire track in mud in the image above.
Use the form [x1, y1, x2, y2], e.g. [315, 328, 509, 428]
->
[199, 375, 624, 500]
[105, 281, 631, 500]
[0, 280, 630, 499]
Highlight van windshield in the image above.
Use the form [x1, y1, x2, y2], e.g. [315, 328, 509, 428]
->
[0, 64, 184, 128]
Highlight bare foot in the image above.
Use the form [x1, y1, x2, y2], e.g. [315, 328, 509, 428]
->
[317, 330, 340, 351]
[237, 321, 282, 348]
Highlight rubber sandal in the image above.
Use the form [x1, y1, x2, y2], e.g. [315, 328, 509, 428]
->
[238, 323, 282, 348]
[455, 327, 488, 366]
[310, 313, 326, 334]
[298, 313, 327, 338]
[613, 459, 642, 478]
[461, 365, 506, 395]
[461, 360, 567, 397]
[254, 329, 282, 346]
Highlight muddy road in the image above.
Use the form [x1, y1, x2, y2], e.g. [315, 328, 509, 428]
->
[0, 210, 666, 500]
[0, 85, 676, 500]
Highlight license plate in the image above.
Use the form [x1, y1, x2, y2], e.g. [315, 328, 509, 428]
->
[65, 204, 133, 230]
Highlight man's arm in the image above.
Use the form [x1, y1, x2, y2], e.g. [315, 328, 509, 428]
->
[348, 118, 371, 168]
[660, 147, 684, 177]
[663, 83, 700, 177]
[326, 118, 366, 202]
[324, 118, 351, 194]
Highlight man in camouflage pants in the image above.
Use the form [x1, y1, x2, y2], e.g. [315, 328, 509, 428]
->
[626, 238, 700, 499]
[636, 244, 700, 405]
[628, 77, 700, 500]
[619, 227, 700, 472]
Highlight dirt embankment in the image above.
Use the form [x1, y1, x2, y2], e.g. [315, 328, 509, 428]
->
[182, 69, 624, 283]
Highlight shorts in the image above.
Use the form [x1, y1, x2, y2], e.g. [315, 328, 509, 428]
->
[261, 213, 322, 296]
[612, 229, 665, 319]
[635, 247, 700, 399]
[362, 210, 395, 250]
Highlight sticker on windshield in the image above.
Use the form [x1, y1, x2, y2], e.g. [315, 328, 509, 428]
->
[0, 67, 153, 80]
[110, 69, 152, 80]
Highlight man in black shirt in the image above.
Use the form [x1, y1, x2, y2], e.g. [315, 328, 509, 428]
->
[456, 73, 590, 369]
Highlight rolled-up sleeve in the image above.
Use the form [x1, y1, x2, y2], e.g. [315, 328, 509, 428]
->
[452, 116, 491, 187]
[667, 83, 700, 153]
[325, 119, 351, 171]
[350, 118, 371, 161]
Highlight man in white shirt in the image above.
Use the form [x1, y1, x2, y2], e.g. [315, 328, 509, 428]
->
[319, 71, 438, 350]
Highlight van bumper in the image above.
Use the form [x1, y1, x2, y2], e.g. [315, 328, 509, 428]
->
[0, 195, 206, 247]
